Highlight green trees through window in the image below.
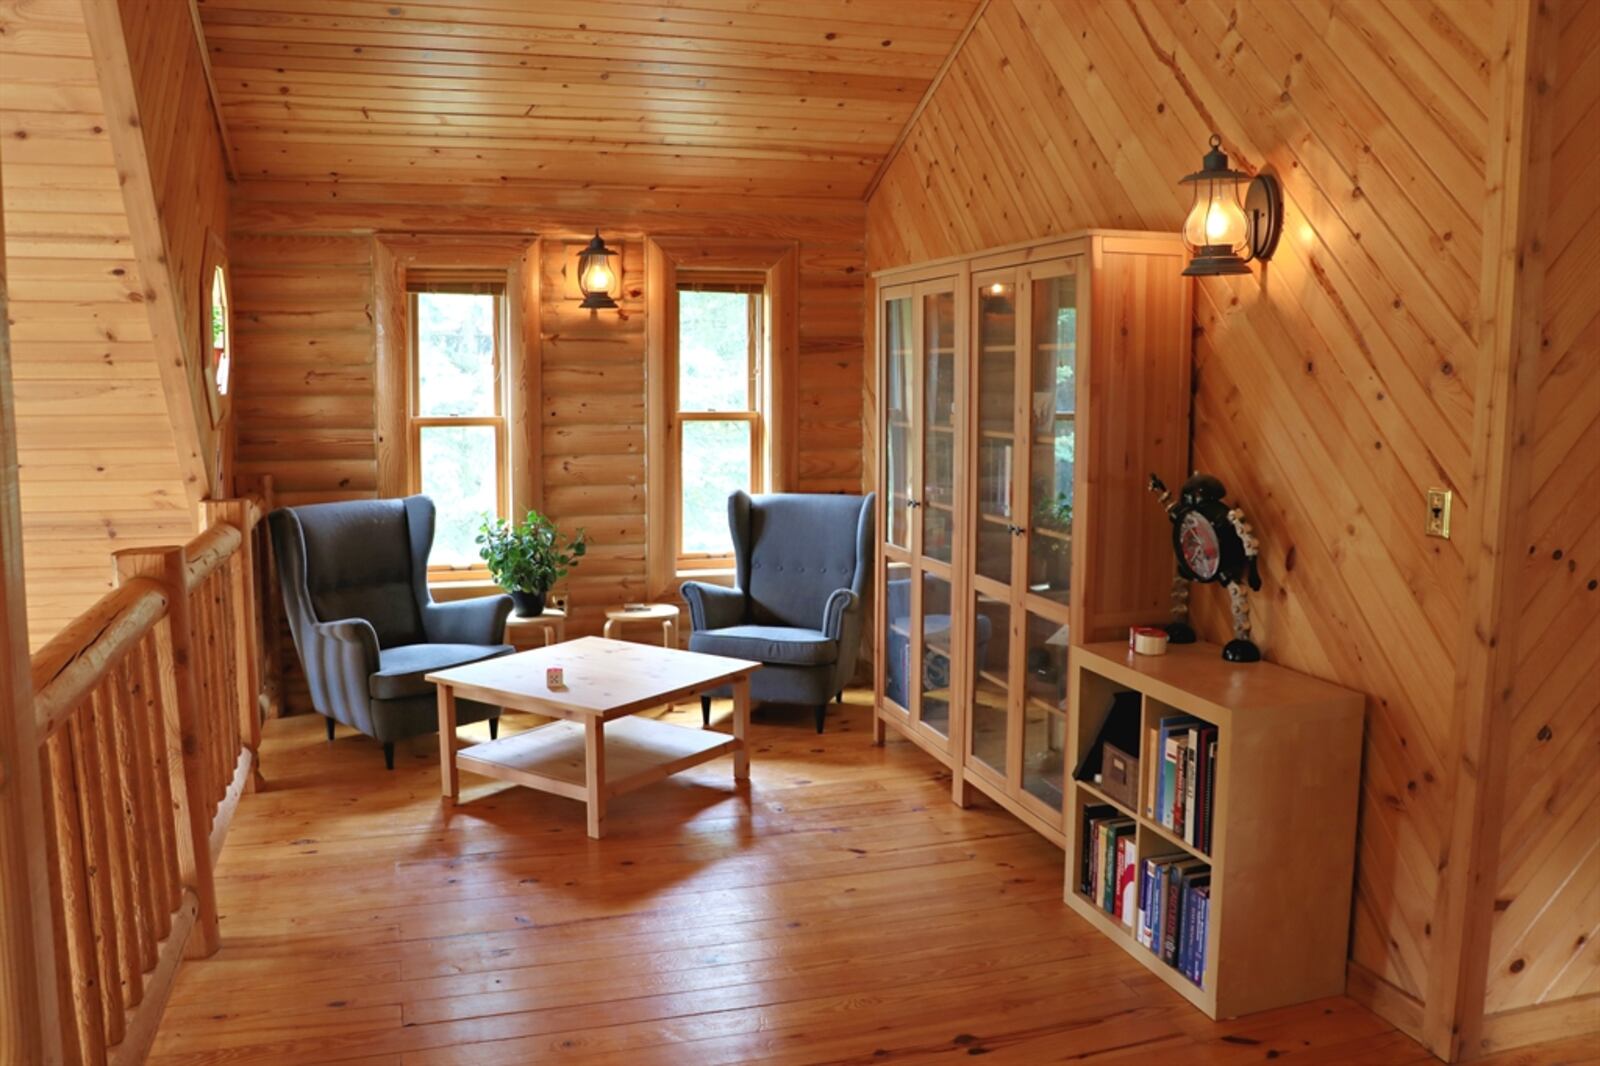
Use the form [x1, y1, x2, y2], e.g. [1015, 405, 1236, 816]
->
[412, 290, 504, 567]
[676, 286, 763, 562]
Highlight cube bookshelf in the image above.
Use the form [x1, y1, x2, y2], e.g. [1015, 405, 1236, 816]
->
[1064, 641, 1365, 1019]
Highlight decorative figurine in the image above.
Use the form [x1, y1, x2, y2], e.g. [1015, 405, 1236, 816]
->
[1148, 473, 1263, 662]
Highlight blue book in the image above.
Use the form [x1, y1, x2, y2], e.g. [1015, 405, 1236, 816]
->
[1156, 716, 1202, 830]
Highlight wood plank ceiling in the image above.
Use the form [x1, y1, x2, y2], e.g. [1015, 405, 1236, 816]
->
[194, 0, 983, 198]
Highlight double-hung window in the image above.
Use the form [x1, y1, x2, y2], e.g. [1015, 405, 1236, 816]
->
[673, 279, 766, 568]
[408, 280, 507, 569]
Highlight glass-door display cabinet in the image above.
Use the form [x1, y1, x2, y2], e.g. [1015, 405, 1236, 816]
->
[874, 277, 968, 769]
[873, 232, 1192, 845]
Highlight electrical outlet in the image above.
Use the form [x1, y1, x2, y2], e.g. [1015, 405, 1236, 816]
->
[1426, 488, 1453, 539]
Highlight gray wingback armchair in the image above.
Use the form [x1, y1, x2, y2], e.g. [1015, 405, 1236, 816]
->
[681, 491, 874, 734]
[268, 496, 514, 768]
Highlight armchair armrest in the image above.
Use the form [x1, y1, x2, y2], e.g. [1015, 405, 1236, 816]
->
[422, 594, 513, 645]
[312, 617, 381, 676]
[821, 588, 859, 642]
[680, 581, 745, 631]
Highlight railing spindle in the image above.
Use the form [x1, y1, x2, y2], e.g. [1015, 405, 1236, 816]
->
[68, 709, 124, 1049]
[40, 728, 105, 1066]
[114, 547, 221, 959]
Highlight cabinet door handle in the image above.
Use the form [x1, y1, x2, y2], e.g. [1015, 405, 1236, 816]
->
[907, 499, 921, 509]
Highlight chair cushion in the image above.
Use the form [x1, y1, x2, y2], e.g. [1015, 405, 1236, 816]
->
[295, 498, 426, 648]
[369, 643, 513, 700]
[689, 625, 838, 667]
[738, 493, 870, 630]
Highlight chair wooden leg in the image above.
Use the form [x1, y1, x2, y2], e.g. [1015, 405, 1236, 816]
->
[383, 742, 395, 770]
[325, 716, 335, 741]
[489, 717, 499, 740]
[815, 705, 826, 734]
[836, 691, 844, 704]
[701, 696, 711, 727]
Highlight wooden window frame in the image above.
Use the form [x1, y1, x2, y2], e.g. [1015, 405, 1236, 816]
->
[373, 236, 542, 584]
[645, 238, 798, 601]
[671, 283, 767, 572]
[406, 286, 510, 573]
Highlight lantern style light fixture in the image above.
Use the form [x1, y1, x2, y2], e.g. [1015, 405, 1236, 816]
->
[576, 230, 619, 309]
[1179, 134, 1283, 277]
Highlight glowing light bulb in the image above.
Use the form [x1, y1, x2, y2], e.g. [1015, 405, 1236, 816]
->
[586, 263, 613, 290]
[1182, 184, 1247, 251]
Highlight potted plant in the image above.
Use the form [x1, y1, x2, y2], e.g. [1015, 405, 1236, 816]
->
[476, 510, 588, 618]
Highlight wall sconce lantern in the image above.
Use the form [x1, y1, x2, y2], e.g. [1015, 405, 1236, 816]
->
[1179, 134, 1283, 277]
[576, 230, 619, 309]
[579, 225, 620, 305]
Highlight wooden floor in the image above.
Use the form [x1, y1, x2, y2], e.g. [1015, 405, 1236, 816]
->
[150, 695, 1596, 1066]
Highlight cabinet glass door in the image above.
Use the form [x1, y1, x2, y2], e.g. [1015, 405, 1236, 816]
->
[969, 591, 1011, 777]
[918, 572, 954, 738]
[922, 290, 956, 564]
[883, 558, 913, 711]
[1021, 611, 1068, 812]
[974, 278, 1018, 585]
[1026, 269, 1078, 603]
[883, 295, 914, 551]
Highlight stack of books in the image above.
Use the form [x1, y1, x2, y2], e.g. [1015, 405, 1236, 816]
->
[1147, 715, 1218, 854]
[1137, 855, 1210, 987]
[1079, 806, 1138, 928]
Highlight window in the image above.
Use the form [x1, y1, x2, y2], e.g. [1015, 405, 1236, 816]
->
[673, 280, 766, 566]
[408, 284, 507, 569]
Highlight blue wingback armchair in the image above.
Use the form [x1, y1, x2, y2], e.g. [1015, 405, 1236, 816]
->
[681, 491, 875, 733]
[268, 496, 514, 768]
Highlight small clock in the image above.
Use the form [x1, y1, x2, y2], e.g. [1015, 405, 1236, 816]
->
[1149, 473, 1263, 662]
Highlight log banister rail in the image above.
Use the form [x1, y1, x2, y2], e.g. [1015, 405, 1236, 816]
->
[8, 492, 273, 1065]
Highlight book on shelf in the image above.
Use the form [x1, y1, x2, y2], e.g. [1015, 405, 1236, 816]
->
[1137, 853, 1210, 987]
[1079, 804, 1115, 897]
[1154, 715, 1218, 854]
[1117, 835, 1138, 928]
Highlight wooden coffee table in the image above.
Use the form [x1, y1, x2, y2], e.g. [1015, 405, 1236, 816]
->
[427, 636, 760, 838]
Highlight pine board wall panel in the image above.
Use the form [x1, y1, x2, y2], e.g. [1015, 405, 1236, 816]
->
[0, 0, 199, 649]
[117, 0, 232, 493]
[1482, 0, 1599, 1021]
[865, 0, 1509, 1010]
[228, 182, 864, 712]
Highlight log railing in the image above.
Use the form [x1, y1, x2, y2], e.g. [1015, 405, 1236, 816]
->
[23, 494, 268, 1065]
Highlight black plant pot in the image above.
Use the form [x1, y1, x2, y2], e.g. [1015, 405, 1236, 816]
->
[510, 589, 547, 618]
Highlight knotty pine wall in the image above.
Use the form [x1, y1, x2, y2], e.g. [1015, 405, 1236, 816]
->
[228, 182, 865, 711]
[0, 0, 212, 647]
[864, 0, 1594, 1054]
[1481, 0, 1598, 1034]
[118, 0, 232, 493]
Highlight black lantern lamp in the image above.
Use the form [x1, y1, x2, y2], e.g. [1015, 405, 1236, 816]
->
[1179, 134, 1282, 277]
[577, 230, 619, 309]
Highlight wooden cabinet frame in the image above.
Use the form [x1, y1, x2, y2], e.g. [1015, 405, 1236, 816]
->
[872, 231, 1193, 845]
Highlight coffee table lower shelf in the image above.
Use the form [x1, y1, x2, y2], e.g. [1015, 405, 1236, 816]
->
[457, 716, 740, 803]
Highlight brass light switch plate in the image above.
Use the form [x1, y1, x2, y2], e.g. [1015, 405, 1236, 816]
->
[1426, 488, 1453, 539]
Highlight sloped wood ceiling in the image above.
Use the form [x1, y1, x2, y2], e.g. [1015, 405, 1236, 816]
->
[195, 0, 982, 199]
[866, 0, 1597, 1055]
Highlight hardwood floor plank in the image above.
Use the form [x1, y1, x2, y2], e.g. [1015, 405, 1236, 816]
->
[145, 695, 1575, 1065]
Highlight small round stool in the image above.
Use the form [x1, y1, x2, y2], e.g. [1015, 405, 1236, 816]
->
[505, 607, 567, 650]
[603, 604, 680, 648]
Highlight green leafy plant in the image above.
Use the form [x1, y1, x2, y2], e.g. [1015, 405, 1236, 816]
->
[475, 510, 587, 594]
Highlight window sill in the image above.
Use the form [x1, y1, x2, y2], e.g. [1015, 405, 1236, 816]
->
[429, 578, 504, 603]
[677, 567, 735, 585]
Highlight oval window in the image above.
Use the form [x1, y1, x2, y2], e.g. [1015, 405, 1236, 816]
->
[210, 264, 231, 398]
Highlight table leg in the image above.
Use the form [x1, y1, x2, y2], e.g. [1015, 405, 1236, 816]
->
[661, 619, 673, 648]
[542, 624, 555, 647]
[731, 677, 751, 782]
[603, 619, 616, 640]
[437, 685, 459, 804]
[584, 717, 607, 839]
